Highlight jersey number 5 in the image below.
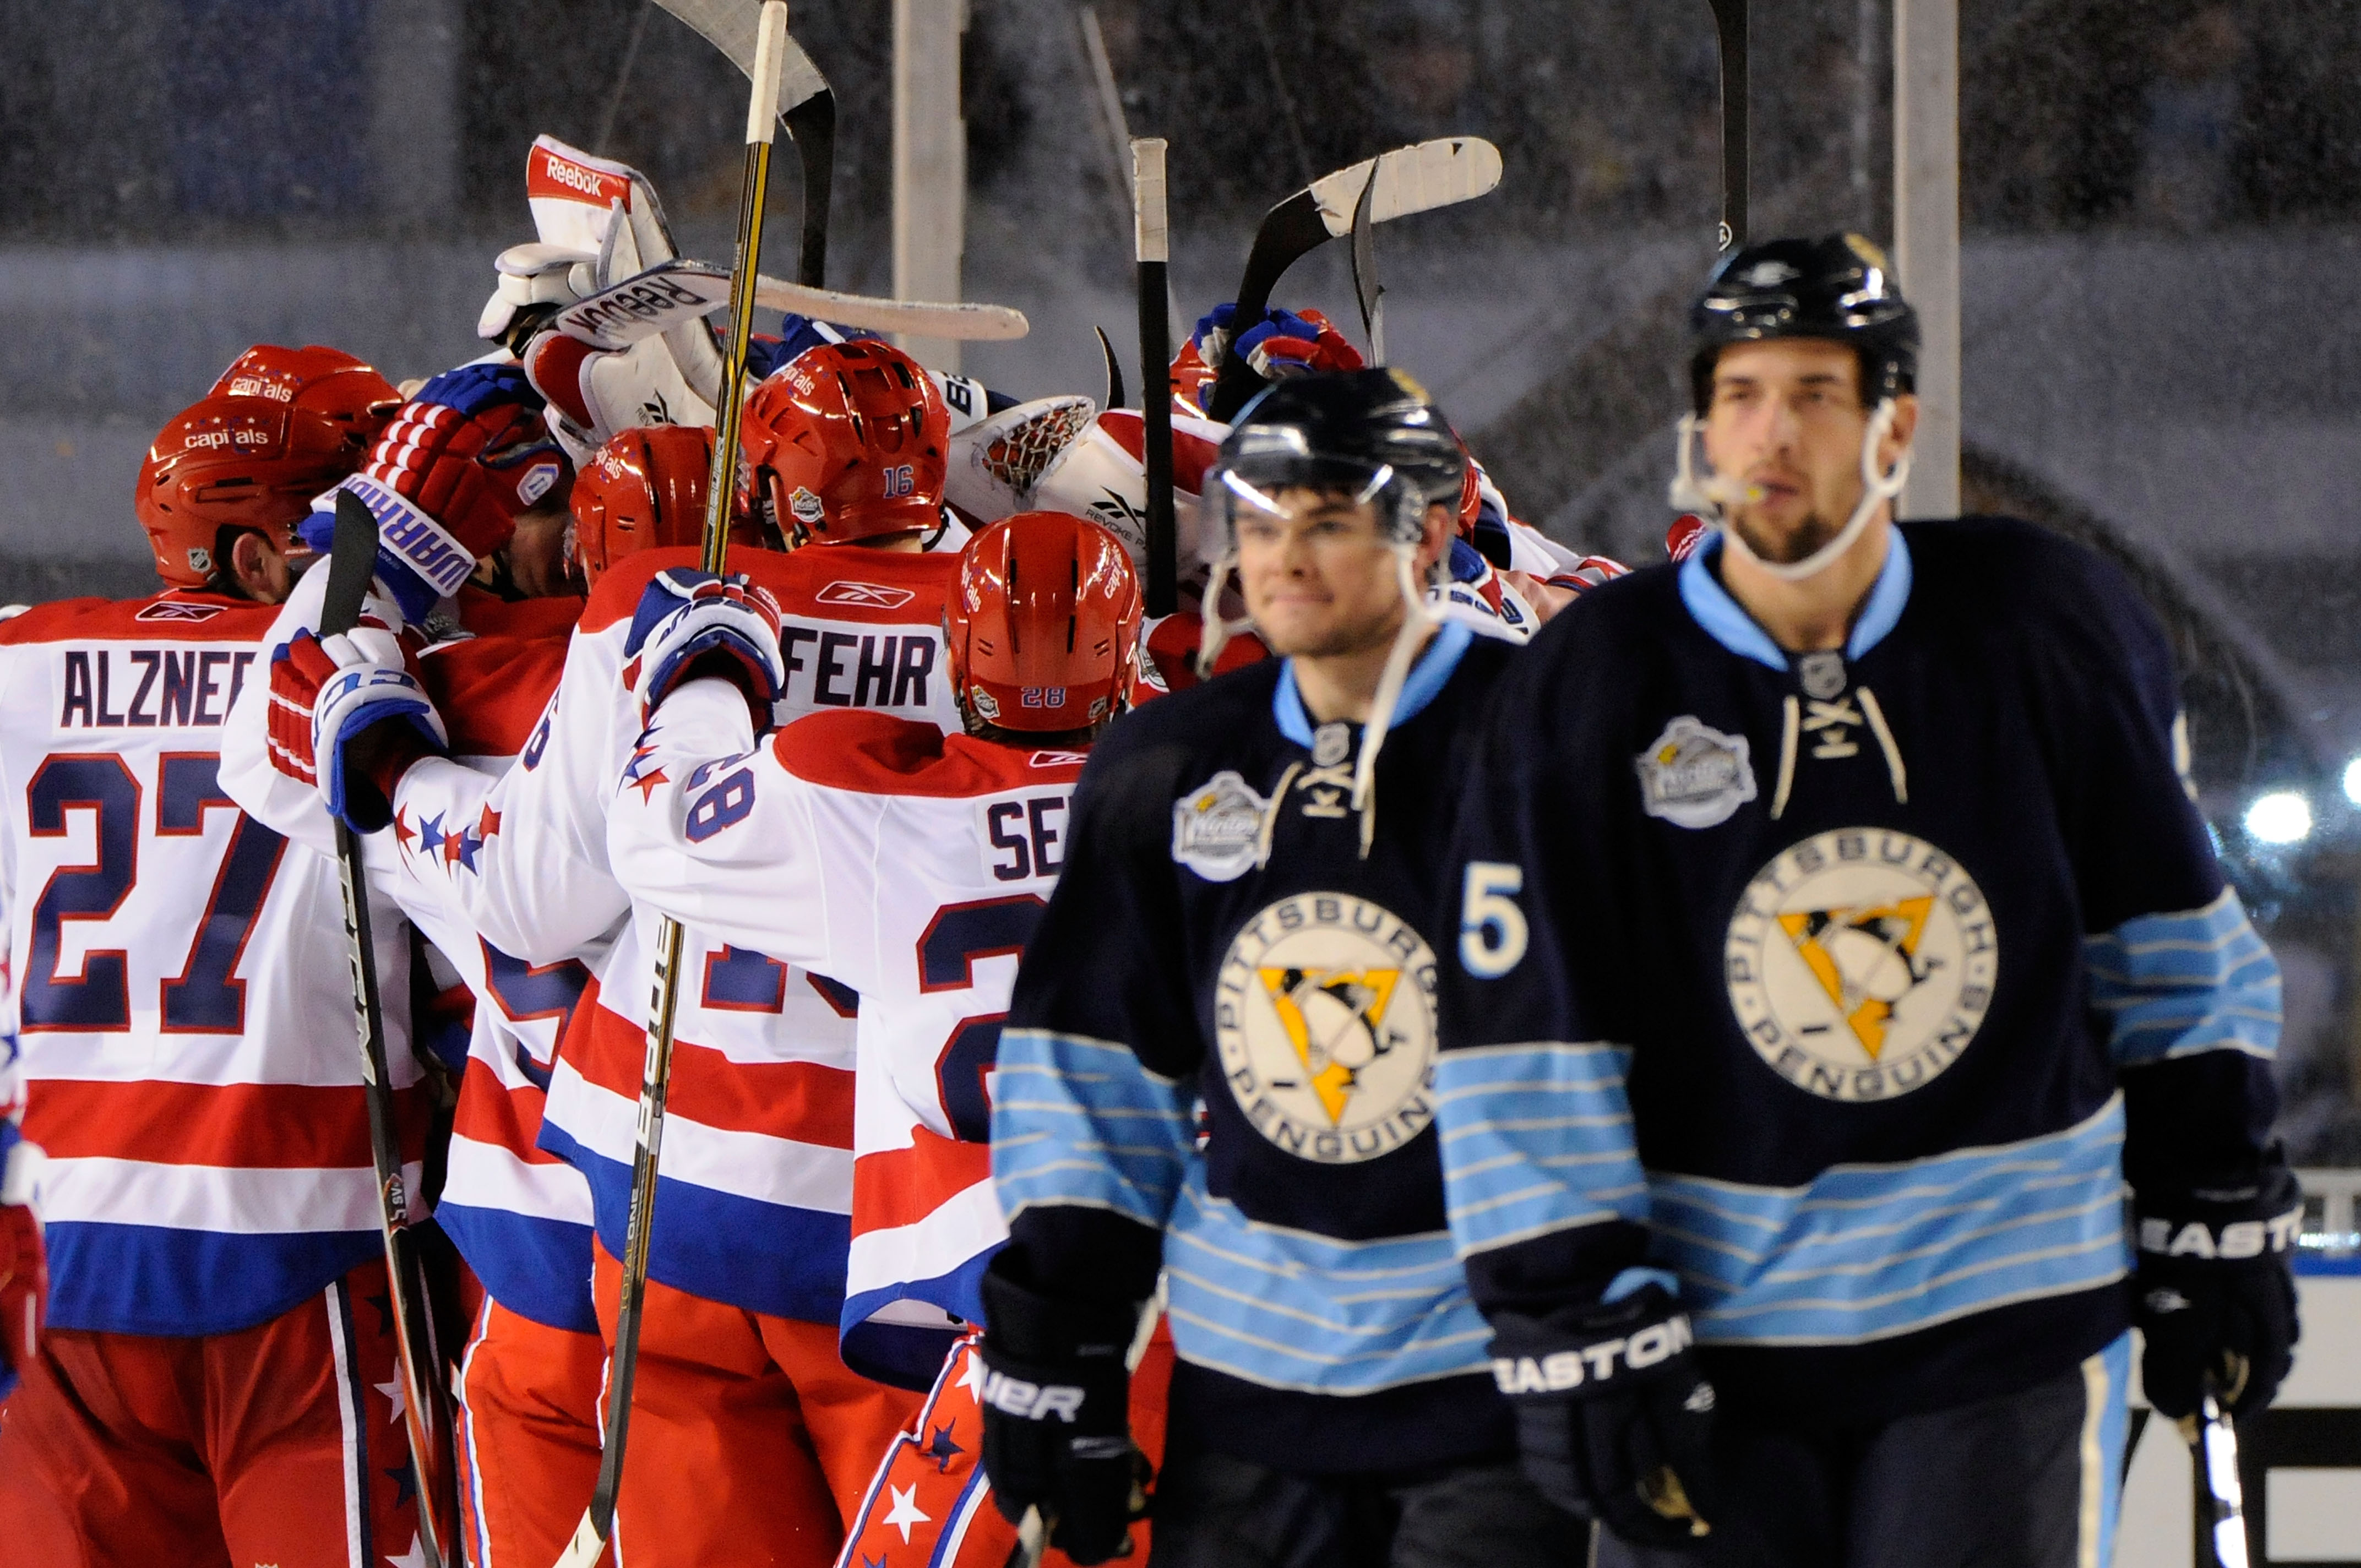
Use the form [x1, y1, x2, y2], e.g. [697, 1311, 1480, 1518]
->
[917, 894, 1047, 1142]
[1459, 862, 1528, 978]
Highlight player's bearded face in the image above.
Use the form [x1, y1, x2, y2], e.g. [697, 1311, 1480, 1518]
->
[1701, 339, 1877, 566]
[1234, 489, 1409, 659]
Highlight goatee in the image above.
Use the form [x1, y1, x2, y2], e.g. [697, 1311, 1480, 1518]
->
[1732, 508, 1840, 567]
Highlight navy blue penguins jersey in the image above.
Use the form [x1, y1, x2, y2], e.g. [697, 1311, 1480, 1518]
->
[1436, 518, 2281, 1422]
[997, 623, 1521, 1473]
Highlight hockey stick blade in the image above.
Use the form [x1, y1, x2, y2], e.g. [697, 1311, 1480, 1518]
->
[1709, 0, 1749, 251]
[1096, 325, 1126, 413]
[1206, 137, 1499, 418]
[552, 259, 1029, 349]
[322, 491, 380, 638]
[1348, 162, 1385, 366]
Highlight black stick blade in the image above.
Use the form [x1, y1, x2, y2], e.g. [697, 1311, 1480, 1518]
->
[323, 489, 379, 639]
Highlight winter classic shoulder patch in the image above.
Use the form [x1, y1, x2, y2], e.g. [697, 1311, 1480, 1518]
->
[1636, 716, 1757, 829]
[1172, 770, 1270, 882]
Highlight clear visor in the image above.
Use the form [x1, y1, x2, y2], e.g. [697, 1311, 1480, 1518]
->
[1210, 455, 1411, 548]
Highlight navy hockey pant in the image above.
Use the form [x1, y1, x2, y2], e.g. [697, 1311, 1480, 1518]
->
[1145, 1442, 1586, 1567]
[1595, 1332, 2132, 1568]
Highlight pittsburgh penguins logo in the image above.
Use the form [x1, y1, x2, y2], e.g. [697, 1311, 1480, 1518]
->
[1214, 893, 1439, 1163]
[1724, 829, 1996, 1102]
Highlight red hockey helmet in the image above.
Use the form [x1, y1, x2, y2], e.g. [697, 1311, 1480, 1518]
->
[137, 345, 400, 587]
[738, 340, 949, 546]
[947, 511, 1143, 735]
[571, 424, 719, 586]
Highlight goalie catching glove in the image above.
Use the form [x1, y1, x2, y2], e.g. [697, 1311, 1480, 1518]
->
[977, 1254, 1150, 1566]
[2134, 1162, 2303, 1422]
[1489, 1281, 1721, 1550]
[268, 625, 447, 834]
[623, 569, 787, 729]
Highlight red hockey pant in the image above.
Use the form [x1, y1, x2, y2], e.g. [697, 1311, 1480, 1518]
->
[454, 1297, 605, 1568]
[0, 1257, 421, 1568]
[590, 1238, 923, 1568]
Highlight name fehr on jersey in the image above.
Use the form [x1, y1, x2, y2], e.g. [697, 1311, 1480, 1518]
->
[1, 591, 423, 1337]
[606, 680, 1082, 1387]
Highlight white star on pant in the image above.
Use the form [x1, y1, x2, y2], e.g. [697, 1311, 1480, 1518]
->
[884, 1482, 932, 1543]
[384, 1534, 427, 1568]
[958, 1347, 989, 1400]
[374, 1373, 406, 1426]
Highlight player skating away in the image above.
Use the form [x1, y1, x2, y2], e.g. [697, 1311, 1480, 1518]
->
[0, 348, 447, 1566]
[1433, 236, 2294, 1568]
[983, 371, 1574, 1568]
[601, 510, 1165, 1567]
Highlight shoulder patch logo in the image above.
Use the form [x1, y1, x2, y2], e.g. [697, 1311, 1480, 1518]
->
[789, 486, 828, 529]
[1724, 829, 1997, 1102]
[1215, 892, 1439, 1164]
[1636, 716, 1757, 829]
[1171, 770, 1270, 882]
[816, 580, 917, 609]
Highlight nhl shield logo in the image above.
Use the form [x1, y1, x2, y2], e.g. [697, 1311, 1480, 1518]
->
[1171, 770, 1270, 882]
[1724, 829, 1998, 1102]
[1636, 716, 1757, 829]
[1214, 893, 1439, 1164]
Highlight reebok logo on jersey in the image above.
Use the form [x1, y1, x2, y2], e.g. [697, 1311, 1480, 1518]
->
[980, 1371, 1085, 1423]
[135, 600, 225, 623]
[816, 581, 916, 609]
[1491, 1315, 1693, 1395]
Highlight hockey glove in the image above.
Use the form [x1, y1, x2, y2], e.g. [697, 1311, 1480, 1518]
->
[2134, 1163, 2303, 1422]
[1186, 304, 1364, 412]
[301, 363, 570, 622]
[623, 569, 787, 729]
[1490, 1282, 1721, 1550]
[271, 627, 447, 834]
[978, 1255, 1148, 1566]
[0, 1129, 46, 1401]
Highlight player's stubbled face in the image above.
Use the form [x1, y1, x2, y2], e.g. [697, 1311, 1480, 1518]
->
[503, 500, 582, 598]
[1236, 489, 1407, 660]
[1702, 338, 1880, 567]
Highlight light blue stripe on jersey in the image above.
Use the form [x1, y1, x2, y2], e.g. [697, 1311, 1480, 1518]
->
[1274, 621, 1476, 747]
[993, 1028, 1195, 1231]
[1433, 1042, 1651, 1257]
[1649, 1095, 2131, 1346]
[2084, 888, 2280, 1066]
[1162, 1172, 1494, 1395]
[1678, 529, 1914, 670]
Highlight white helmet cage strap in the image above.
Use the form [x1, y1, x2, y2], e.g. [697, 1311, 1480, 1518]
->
[1666, 396, 1913, 583]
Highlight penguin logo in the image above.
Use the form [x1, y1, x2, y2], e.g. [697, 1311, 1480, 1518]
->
[1214, 892, 1439, 1163]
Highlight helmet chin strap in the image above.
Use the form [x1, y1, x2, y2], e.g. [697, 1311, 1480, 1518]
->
[1668, 398, 1913, 584]
[1350, 546, 1437, 859]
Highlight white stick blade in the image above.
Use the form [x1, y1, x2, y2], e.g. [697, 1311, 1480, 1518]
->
[753, 277, 1030, 341]
[1311, 137, 1503, 235]
[652, 0, 829, 110]
[552, 1511, 608, 1568]
[746, 3, 790, 143]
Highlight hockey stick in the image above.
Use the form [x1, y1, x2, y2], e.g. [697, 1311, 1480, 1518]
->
[552, 258, 1030, 348]
[2189, 1389, 2253, 1568]
[554, 11, 792, 1567]
[1095, 324, 1126, 415]
[324, 491, 458, 1568]
[1134, 137, 1178, 618]
[651, 0, 831, 285]
[1204, 137, 1502, 421]
[1709, 0, 1749, 251]
[1348, 162, 1385, 366]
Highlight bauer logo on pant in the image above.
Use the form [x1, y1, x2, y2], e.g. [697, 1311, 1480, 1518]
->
[1724, 829, 1996, 1101]
[1215, 894, 1439, 1163]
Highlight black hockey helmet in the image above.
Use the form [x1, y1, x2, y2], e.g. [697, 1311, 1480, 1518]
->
[1688, 233, 1919, 413]
[1212, 368, 1467, 548]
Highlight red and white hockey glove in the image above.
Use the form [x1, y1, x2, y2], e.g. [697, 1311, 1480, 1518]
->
[1187, 303, 1364, 411]
[623, 569, 787, 729]
[304, 363, 571, 622]
[270, 627, 447, 834]
[1666, 515, 1710, 563]
[0, 1130, 46, 1400]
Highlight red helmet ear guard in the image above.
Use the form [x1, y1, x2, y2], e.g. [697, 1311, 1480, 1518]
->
[137, 344, 401, 588]
[738, 340, 950, 546]
[571, 424, 719, 586]
[947, 511, 1143, 735]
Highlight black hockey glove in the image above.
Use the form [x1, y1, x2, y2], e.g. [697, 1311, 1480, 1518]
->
[1489, 1283, 1720, 1551]
[2134, 1163, 2303, 1422]
[978, 1254, 1149, 1565]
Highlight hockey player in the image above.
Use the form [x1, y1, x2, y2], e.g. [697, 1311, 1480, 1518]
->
[982, 371, 1573, 1568]
[0, 351, 437, 1564]
[1433, 235, 2294, 1567]
[599, 510, 1165, 1566]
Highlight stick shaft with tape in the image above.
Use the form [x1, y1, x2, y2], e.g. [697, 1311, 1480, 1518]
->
[557, 7, 791, 1564]
[1134, 138, 1177, 618]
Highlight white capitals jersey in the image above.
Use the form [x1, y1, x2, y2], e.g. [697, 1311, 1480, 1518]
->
[1, 589, 421, 1338]
[220, 576, 605, 1333]
[365, 542, 963, 1332]
[608, 680, 1083, 1386]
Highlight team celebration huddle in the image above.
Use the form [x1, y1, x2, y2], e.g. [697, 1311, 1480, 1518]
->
[0, 12, 2303, 1568]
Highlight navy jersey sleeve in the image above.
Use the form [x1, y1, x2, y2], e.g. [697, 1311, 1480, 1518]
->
[994, 712, 1202, 1306]
[1432, 610, 1657, 1318]
[2046, 551, 2282, 1193]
